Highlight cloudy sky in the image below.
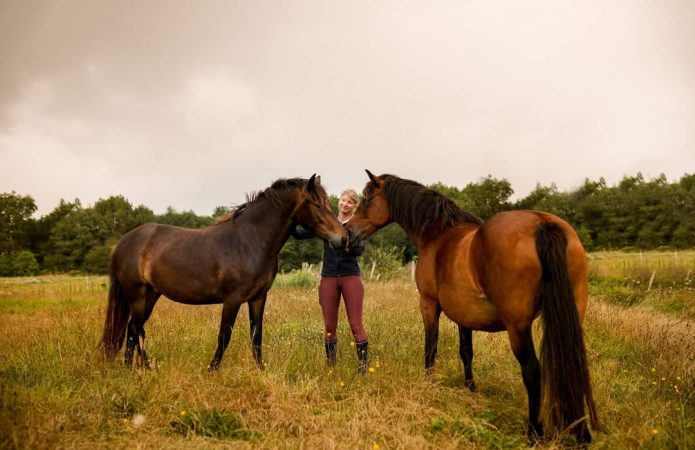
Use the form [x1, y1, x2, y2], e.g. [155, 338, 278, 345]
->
[1, 0, 694, 216]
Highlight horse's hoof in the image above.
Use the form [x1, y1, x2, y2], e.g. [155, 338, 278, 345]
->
[208, 361, 220, 372]
[464, 379, 477, 392]
[576, 427, 592, 445]
[137, 355, 151, 370]
[526, 424, 544, 445]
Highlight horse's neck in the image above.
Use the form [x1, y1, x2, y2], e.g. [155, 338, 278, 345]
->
[222, 196, 296, 253]
[395, 216, 476, 251]
[400, 226, 430, 251]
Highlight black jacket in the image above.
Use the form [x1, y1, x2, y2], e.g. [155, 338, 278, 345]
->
[290, 224, 364, 277]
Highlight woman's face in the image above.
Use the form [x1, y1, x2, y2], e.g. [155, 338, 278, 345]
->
[338, 195, 357, 216]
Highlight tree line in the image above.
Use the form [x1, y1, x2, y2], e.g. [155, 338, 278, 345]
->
[1, 172, 693, 276]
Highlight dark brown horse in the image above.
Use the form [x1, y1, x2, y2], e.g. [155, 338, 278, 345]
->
[347, 171, 598, 444]
[100, 175, 346, 371]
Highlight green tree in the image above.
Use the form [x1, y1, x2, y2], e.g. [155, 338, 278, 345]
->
[11, 250, 39, 276]
[83, 241, 115, 274]
[514, 183, 558, 211]
[0, 253, 12, 276]
[460, 175, 513, 220]
[27, 199, 81, 265]
[669, 174, 695, 248]
[157, 207, 212, 228]
[44, 196, 154, 273]
[45, 209, 101, 271]
[0, 192, 37, 254]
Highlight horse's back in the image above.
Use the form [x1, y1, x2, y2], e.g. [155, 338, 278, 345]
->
[111, 223, 160, 270]
[479, 210, 585, 266]
[112, 223, 210, 283]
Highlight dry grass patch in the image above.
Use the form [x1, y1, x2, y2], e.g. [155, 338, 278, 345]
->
[1, 272, 693, 448]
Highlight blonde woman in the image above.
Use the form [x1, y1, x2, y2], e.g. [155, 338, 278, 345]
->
[291, 189, 368, 372]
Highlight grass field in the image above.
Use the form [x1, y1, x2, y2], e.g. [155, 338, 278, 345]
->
[1, 251, 693, 449]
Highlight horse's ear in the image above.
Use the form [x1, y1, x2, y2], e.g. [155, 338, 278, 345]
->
[307, 174, 317, 192]
[365, 169, 382, 187]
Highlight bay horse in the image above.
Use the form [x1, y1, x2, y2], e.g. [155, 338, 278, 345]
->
[347, 171, 598, 444]
[100, 175, 346, 371]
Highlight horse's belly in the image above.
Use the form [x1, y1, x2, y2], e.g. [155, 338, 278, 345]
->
[148, 271, 225, 305]
[439, 289, 504, 331]
[163, 294, 224, 305]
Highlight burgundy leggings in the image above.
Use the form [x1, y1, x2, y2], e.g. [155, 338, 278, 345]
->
[318, 275, 367, 343]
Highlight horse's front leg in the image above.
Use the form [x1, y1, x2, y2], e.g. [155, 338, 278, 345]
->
[420, 295, 442, 373]
[248, 293, 267, 370]
[208, 296, 242, 371]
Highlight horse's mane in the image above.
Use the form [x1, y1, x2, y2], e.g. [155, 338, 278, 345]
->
[370, 174, 482, 236]
[214, 178, 328, 225]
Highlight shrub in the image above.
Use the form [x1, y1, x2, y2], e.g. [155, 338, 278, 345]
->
[83, 243, 112, 274]
[274, 270, 318, 288]
[0, 251, 40, 276]
[12, 251, 39, 276]
[362, 246, 404, 281]
[0, 253, 12, 276]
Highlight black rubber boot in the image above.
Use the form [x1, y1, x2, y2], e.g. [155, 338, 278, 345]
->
[356, 340, 368, 374]
[325, 340, 337, 367]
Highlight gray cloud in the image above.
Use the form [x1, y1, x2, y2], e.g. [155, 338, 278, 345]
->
[1, 0, 694, 216]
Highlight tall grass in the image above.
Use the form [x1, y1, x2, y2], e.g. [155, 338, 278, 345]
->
[588, 250, 695, 318]
[1, 254, 693, 448]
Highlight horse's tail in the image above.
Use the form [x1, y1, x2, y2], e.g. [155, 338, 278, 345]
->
[99, 253, 130, 360]
[535, 222, 599, 435]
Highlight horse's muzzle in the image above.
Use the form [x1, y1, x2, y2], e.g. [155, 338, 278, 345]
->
[346, 229, 365, 254]
[327, 234, 346, 250]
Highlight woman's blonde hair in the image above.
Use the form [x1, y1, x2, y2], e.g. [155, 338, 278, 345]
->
[340, 189, 359, 205]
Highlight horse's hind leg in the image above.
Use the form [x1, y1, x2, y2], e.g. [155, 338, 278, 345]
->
[124, 286, 144, 367]
[458, 325, 476, 391]
[248, 293, 267, 369]
[124, 319, 137, 367]
[124, 286, 160, 368]
[508, 327, 543, 441]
